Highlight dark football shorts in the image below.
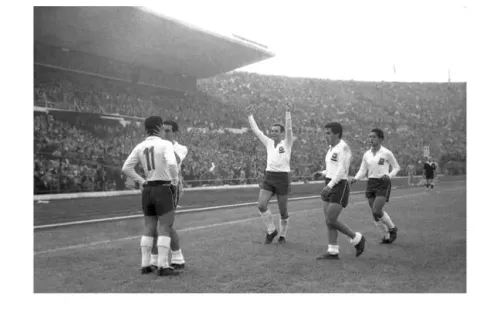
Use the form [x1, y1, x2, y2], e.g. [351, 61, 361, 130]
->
[321, 179, 350, 207]
[141, 181, 175, 216]
[260, 171, 291, 196]
[366, 178, 391, 202]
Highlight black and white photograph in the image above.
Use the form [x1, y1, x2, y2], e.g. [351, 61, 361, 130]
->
[17, 0, 486, 301]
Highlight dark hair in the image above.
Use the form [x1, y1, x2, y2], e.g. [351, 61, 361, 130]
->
[144, 116, 163, 135]
[272, 123, 285, 133]
[324, 122, 343, 139]
[371, 128, 384, 140]
[163, 120, 179, 133]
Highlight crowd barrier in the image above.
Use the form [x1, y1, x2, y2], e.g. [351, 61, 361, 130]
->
[34, 174, 447, 202]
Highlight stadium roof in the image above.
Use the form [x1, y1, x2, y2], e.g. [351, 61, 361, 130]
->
[34, 7, 275, 79]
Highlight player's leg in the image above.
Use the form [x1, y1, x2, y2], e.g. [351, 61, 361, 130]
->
[140, 186, 157, 274]
[317, 201, 339, 259]
[150, 230, 159, 268]
[318, 202, 364, 258]
[276, 194, 289, 243]
[154, 185, 179, 276]
[257, 188, 277, 243]
[372, 193, 397, 244]
[169, 185, 185, 269]
[140, 216, 157, 274]
[170, 228, 185, 269]
[366, 182, 387, 240]
[318, 181, 364, 259]
[275, 174, 291, 243]
[258, 173, 278, 243]
[152, 184, 180, 268]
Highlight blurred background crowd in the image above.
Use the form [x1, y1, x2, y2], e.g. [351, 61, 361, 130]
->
[34, 67, 466, 194]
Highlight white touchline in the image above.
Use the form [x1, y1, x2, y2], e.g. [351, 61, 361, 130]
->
[34, 180, 465, 230]
[34, 186, 465, 256]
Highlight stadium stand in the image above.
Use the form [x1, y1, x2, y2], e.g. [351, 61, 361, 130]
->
[33, 8, 466, 194]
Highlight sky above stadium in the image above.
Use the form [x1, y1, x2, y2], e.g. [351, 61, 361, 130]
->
[148, 0, 467, 82]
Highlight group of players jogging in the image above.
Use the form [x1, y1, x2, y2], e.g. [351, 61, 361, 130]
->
[122, 103, 438, 276]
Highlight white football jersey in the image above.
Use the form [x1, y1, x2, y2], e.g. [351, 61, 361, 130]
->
[248, 112, 293, 172]
[122, 136, 178, 184]
[324, 139, 351, 187]
[354, 146, 400, 180]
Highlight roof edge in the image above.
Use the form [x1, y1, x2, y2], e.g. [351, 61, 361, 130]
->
[137, 7, 276, 58]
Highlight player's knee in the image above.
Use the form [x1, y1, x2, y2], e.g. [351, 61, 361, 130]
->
[257, 203, 268, 213]
[373, 211, 383, 220]
[325, 215, 336, 227]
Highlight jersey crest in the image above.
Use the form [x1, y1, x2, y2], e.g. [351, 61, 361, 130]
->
[278, 146, 285, 154]
[331, 153, 338, 162]
[378, 158, 385, 165]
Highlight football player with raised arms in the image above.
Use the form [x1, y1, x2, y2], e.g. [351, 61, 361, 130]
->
[122, 116, 179, 276]
[247, 102, 293, 244]
[351, 128, 400, 244]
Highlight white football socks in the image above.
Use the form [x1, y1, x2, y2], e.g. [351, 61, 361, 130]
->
[328, 244, 339, 255]
[157, 236, 171, 268]
[350, 232, 363, 246]
[260, 210, 276, 234]
[150, 254, 158, 266]
[171, 249, 185, 265]
[140, 236, 154, 267]
[381, 211, 396, 229]
[374, 221, 390, 239]
[279, 218, 289, 237]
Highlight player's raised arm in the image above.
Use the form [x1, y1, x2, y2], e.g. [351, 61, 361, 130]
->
[328, 144, 351, 188]
[284, 103, 293, 147]
[353, 153, 368, 181]
[164, 141, 179, 183]
[387, 151, 400, 179]
[122, 146, 146, 185]
[247, 105, 271, 146]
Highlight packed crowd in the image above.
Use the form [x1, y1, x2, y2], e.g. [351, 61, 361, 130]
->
[34, 67, 466, 194]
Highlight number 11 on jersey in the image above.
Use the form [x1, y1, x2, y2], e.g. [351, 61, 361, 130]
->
[143, 146, 155, 171]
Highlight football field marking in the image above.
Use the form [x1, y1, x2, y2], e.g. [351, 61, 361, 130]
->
[34, 180, 464, 230]
[34, 185, 465, 256]
[34, 194, 321, 230]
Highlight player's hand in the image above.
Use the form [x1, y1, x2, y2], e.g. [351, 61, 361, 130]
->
[285, 102, 291, 112]
[312, 171, 324, 179]
[246, 105, 254, 115]
[140, 181, 148, 192]
[350, 177, 357, 184]
[381, 174, 390, 182]
[321, 186, 332, 197]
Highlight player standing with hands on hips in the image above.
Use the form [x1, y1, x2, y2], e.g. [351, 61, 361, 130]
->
[122, 116, 180, 276]
[149, 120, 188, 270]
[313, 122, 366, 259]
[247, 102, 293, 244]
[351, 128, 400, 244]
